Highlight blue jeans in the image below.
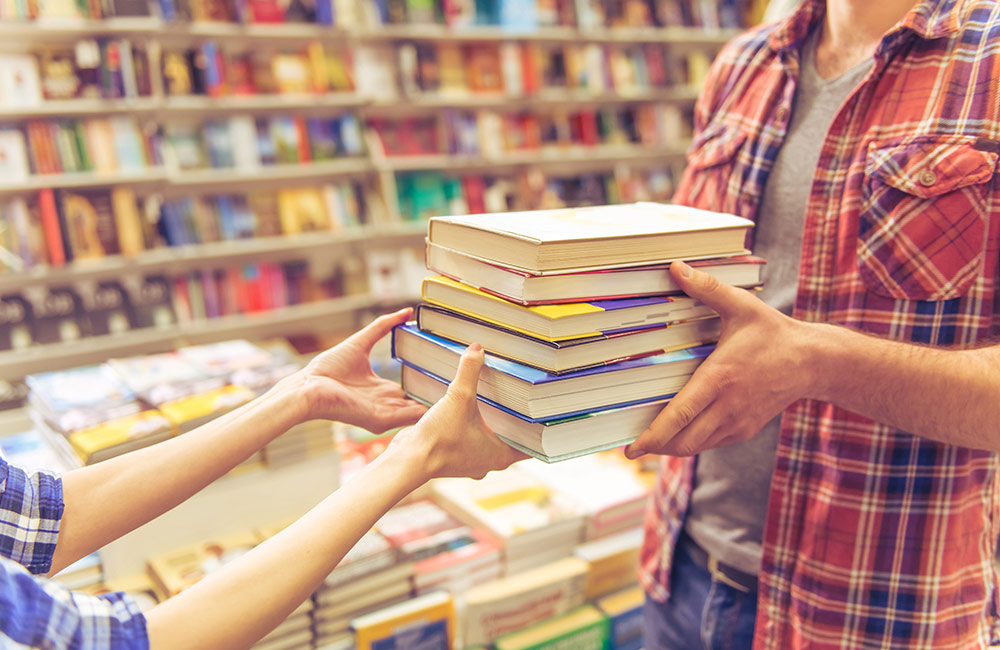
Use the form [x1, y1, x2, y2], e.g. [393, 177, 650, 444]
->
[643, 538, 758, 650]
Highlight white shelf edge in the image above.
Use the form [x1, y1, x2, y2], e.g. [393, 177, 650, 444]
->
[0, 169, 169, 195]
[0, 294, 380, 381]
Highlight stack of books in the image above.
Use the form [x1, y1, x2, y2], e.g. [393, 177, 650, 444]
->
[430, 465, 586, 576]
[393, 202, 761, 461]
[312, 529, 412, 647]
[374, 499, 503, 597]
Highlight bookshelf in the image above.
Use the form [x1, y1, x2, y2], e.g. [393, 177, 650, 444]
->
[0, 0, 748, 382]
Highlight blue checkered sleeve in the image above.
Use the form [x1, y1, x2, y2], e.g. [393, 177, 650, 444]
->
[1, 556, 149, 649]
[0, 455, 64, 574]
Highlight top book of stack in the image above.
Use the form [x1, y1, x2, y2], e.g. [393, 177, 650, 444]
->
[426, 202, 754, 273]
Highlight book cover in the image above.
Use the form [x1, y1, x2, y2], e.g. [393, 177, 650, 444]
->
[494, 605, 610, 650]
[60, 190, 119, 259]
[147, 530, 262, 597]
[26, 363, 138, 421]
[0, 54, 42, 107]
[68, 409, 174, 464]
[596, 585, 644, 650]
[462, 557, 589, 647]
[0, 128, 30, 183]
[428, 202, 753, 271]
[352, 591, 455, 650]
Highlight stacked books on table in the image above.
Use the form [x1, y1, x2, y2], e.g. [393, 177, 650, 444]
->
[393, 202, 761, 461]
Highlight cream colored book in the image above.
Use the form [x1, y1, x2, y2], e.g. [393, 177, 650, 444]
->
[427, 202, 753, 272]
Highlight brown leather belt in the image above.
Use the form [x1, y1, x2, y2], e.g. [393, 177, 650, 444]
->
[678, 531, 759, 593]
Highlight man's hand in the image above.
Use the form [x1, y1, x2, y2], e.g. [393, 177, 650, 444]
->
[624, 261, 816, 458]
[297, 308, 428, 432]
[389, 343, 528, 480]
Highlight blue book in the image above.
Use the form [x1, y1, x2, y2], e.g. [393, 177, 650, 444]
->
[314, 0, 334, 24]
[392, 322, 711, 421]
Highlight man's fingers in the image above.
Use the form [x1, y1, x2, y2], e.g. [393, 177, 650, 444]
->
[347, 308, 413, 351]
[624, 369, 719, 457]
[670, 261, 755, 320]
[447, 343, 485, 401]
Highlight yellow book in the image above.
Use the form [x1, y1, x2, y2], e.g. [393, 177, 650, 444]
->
[68, 410, 174, 465]
[158, 385, 256, 434]
[147, 530, 262, 597]
[421, 275, 714, 341]
[277, 187, 332, 235]
[111, 187, 146, 257]
[352, 591, 455, 650]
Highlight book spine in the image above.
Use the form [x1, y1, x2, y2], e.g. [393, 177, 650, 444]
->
[38, 189, 67, 266]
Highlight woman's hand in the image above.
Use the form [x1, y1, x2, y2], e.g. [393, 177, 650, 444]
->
[388, 343, 528, 481]
[293, 308, 428, 433]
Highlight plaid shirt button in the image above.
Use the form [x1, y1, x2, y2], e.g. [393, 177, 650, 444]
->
[918, 169, 937, 186]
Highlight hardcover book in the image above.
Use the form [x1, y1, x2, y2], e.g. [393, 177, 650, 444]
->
[352, 591, 455, 650]
[403, 364, 669, 462]
[392, 323, 710, 419]
[422, 274, 716, 340]
[427, 241, 765, 305]
[493, 604, 610, 650]
[427, 201, 753, 272]
[415, 303, 720, 374]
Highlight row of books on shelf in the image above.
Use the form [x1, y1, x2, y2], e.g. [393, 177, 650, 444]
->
[0, 37, 711, 110]
[166, 113, 364, 170]
[391, 202, 763, 461]
[0, 0, 751, 31]
[0, 258, 342, 348]
[394, 165, 676, 222]
[0, 182, 366, 269]
[0, 44, 153, 107]
[0, 118, 157, 181]
[371, 103, 688, 158]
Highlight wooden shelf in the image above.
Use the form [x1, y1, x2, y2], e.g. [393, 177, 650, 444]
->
[163, 93, 369, 115]
[0, 168, 168, 196]
[165, 158, 373, 192]
[0, 97, 161, 121]
[0, 225, 427, 294]
[0, 294, 383, 381]
[360, 24, 738, 45]
[378, 145, 688, 173]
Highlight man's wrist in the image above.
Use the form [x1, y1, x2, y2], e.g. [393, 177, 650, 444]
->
[798, 321, 849, 403]
[264, 372, 316, 426]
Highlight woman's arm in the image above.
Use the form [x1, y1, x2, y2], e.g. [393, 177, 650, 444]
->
[50, 309, 428, 576]
[144, 343, 526, 650]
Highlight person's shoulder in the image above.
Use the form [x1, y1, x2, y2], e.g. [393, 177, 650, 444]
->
[696, 21, 784, 110]
[951, 0, 1000, 38]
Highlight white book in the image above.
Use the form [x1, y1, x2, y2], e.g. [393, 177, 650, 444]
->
[0, 129, 30, 183]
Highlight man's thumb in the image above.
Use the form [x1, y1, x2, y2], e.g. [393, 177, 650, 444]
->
[671, 260, 747, 319]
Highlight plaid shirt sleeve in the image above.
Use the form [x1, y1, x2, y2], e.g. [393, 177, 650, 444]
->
[0, 453, 64, 574]
[1, 556, 149, 649]
[0, 456, 150, 648]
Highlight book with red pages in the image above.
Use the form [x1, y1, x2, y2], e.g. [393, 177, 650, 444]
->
[392, 323, 710, 420]
[415, 303, 720, 375]
[426, 241, 765, 305]
[427, 202, 753, 272]
[403, 363, 670, 462]
[421, 275, 715, 341]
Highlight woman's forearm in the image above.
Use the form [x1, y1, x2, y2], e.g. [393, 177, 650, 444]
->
[144, 441, 428, 650]
[50, 376, 309, 575]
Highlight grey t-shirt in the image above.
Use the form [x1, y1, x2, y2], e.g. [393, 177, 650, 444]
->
[683, 28, 874, 575]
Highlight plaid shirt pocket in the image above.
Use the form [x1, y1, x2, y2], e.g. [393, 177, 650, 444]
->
[682, 122, 754, 219]
[857, 135, 997, 300]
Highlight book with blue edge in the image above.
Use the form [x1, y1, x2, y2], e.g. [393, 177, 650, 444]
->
[400, 362, 670, 462]
[392, 322, 711, 420]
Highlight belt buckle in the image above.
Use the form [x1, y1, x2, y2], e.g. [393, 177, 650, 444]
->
[707, 554, 752, 593]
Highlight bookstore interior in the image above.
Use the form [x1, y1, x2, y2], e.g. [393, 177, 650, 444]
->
[0, 0, 770, 648]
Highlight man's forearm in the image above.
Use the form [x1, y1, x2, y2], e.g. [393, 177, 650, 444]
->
[50, 377, 308, 575]
[805, 322, 1000, 449]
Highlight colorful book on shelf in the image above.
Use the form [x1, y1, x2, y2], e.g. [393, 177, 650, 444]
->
[392, 323, 710, 420]
[493, 604, 610, 650]
[422, 274, 716, 340]
[351, 591, 455, 650]
[571, 527, 644, 599]
[462, 557, 590, 648]
[595, 585, 645, 650]
[415, 303, 720, 375]
[427, 202, 754, 272]
[66, 408, 175, 465]
[403, 363, 669, 462]
[147, 530, 262, 598]
[26, 364, 141, 434]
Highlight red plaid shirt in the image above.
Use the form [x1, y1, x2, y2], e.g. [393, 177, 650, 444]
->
[640, 0, 1000, 647]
